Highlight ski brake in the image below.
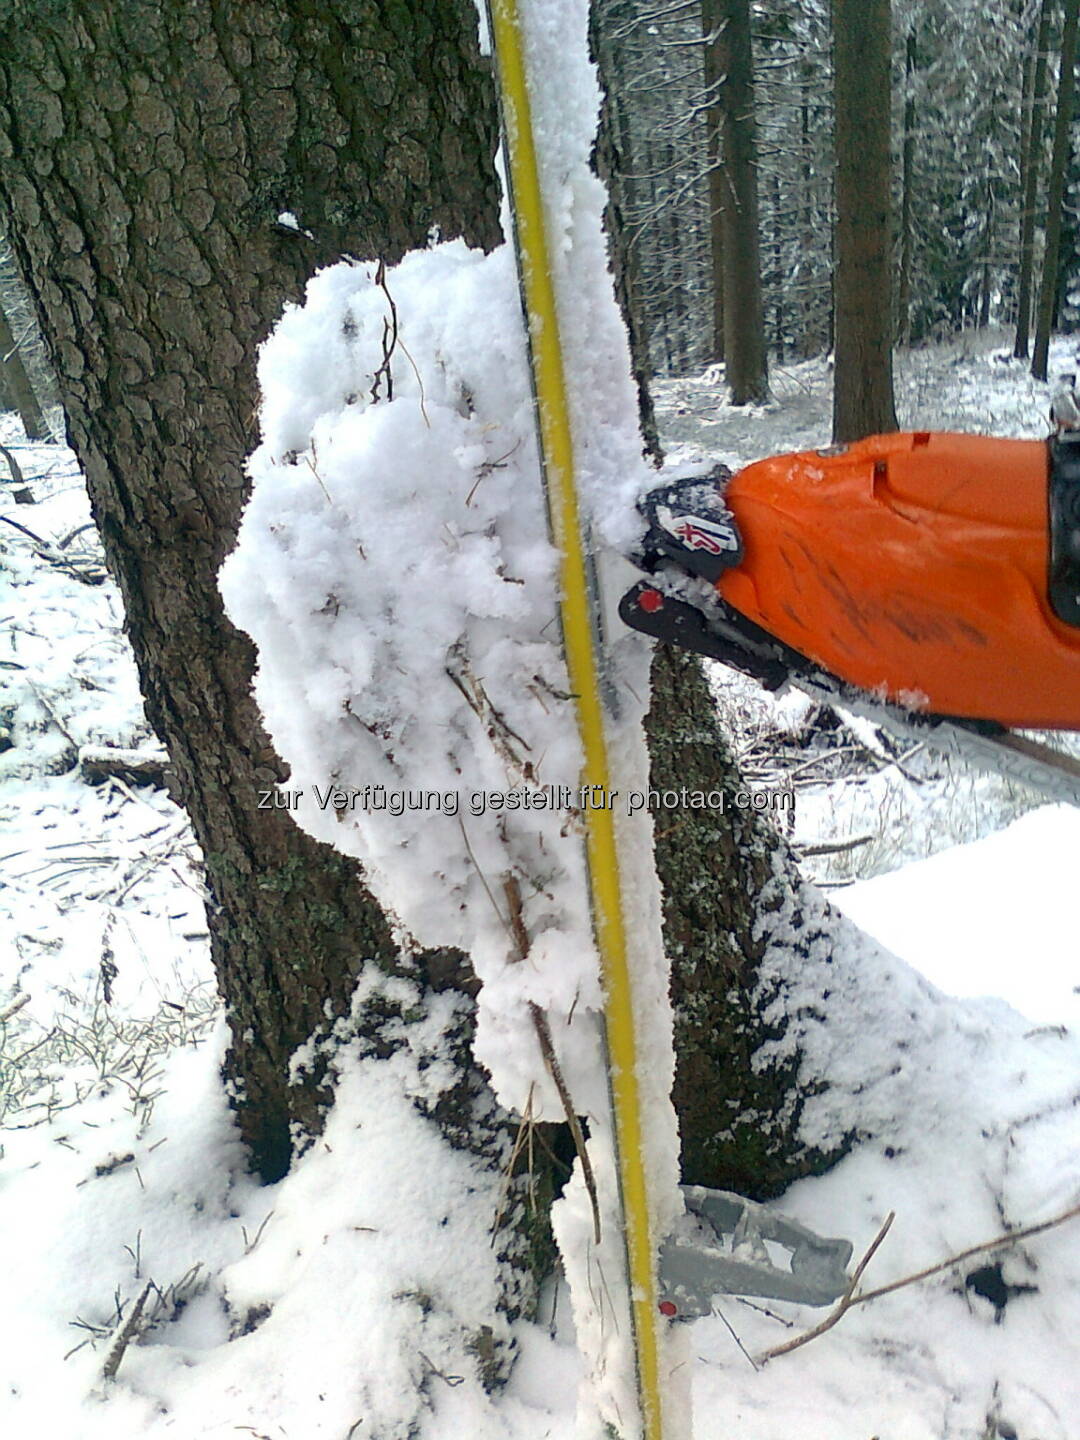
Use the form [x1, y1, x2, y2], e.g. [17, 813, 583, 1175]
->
[658, 1187, 853, 1320]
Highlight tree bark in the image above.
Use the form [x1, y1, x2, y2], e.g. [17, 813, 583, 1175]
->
[1015, 0, 1053, 359]
[0, 0, 502, 1185]
[703, 0, 726, 363]
[831, 0, 898, 443]
[1033, 0, 1080, 382]
[706, 0, 769, 403]
[0, 295, 47, 439]
[896, 28, 917, 347]
[589, 0, 661, 456]
[646, 648, 846, 1196]
[770, 167, 785, 363]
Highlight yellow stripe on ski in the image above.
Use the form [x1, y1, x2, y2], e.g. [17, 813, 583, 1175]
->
[486, 3, 668, 1437]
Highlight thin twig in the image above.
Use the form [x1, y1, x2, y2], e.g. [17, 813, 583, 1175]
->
[756, 1212, 894, 1364]
[713, 1299, 759, 1370]
[758, 1198, 1080, 1365]
[530, 1002, 602, 1246]
[102, 1281, 153, 1381]
[850, 1198, 1080, 1310]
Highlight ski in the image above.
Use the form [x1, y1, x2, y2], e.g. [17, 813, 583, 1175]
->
[486, 4, 676, 1438]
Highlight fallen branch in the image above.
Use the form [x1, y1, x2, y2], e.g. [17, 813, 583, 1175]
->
[797, 833, 875, 858]
[79, 744, 169, 789]
[102, 1281, 152, 1381]
[758, 1197, 1080, 1365]
[0, 993, 31, 1024]
[756, 1212, 894, 1364]
[849, 1197, 1080, 1310]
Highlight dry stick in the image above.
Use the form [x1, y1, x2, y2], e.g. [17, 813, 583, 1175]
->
[756, 1212, 895, 1365]
[0, 993, 31, 1024]
[481, 869, 602, 1245]
[529, 999, 602, 1248]
[849, 1197, 1080, 1310]
[758, 1198, 1080, 1366]
[102, 1281, 153, 1381]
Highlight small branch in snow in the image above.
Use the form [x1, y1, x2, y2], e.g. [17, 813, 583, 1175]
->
[369, 259, 397, 404]
[417, 1350, 464, 1387]
[848, 1198, 1080, 1312]
[756, 1211, 894, 1365]
[713, 1300, 759, 1371]
[758, 1197, 1080, 1365]
[530, 1001, 602, 1246]
[0, 512, 106, 584]
[101, 1281, 152, 1382]
[502, 874, 531, 963]
[241, 1211, 274, 1256]
[492, 1085, 537, 1238]
[446, 644, 534, 780]
[0, 993, 31, 1024]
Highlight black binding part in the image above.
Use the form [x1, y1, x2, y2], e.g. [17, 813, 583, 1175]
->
[618, 581, 790, 690]
[1049, 433, 1080, 628]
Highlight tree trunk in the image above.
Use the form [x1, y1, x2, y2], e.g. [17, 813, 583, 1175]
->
[0, 295, 47, 439]
[0, 0, 503, 1187]
[589, 0, 661, 456]
[706, 0, 769, 403]
[896, 28, 918, 348]
[1015, 0, 1053, 359]
[703, 0, 726, 363]
[832, 0, 898, 442]
[770, 168, 785, 363]
[1033, 0, 1080, 381]
[646, 648, 845, 1196]
[978, 182, 995, 329]
[0, 0, 843, 1255]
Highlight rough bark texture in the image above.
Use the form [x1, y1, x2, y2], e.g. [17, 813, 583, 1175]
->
[896, 28, 917, 347]
[0, 0, 501, 1183]
[707, 0, 768, 404]
[0, 295, 47, 438]
[831, 0, 898, 443]
[589, 0, 661, 459]
[647, 648, 844, 1198]
[1033, 0, 1080, 382]
[703, 1, 725, 363]
[1014, 0, 1052, 359]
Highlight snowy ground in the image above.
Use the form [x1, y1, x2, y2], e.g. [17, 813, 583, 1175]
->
[3, 329, 1080, 1438]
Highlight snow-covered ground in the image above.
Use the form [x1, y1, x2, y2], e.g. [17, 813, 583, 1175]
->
[3, 326, 1080, 1439]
